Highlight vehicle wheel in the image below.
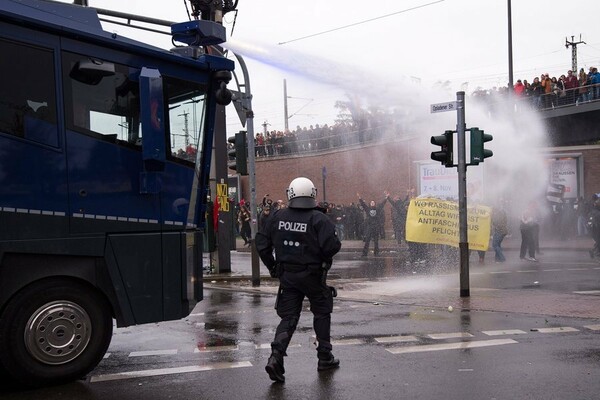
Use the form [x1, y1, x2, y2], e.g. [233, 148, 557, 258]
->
[0, 278, 113, 387]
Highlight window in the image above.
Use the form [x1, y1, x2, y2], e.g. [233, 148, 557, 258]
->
[62, 52, 141, 146]
[165, 78, 208, 163]
[0, 38, 58, 147]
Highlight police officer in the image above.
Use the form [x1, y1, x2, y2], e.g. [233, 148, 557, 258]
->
[255, 177, 342, 383]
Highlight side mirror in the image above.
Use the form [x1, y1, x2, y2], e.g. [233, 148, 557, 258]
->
[213, 70, 232, 105]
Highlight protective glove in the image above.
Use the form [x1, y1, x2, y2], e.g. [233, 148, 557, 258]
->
[321, 261, 332, 272]
[268, 263, 281, 278]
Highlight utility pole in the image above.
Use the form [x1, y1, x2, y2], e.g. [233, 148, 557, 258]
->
[565, 35, 586, 73]
[178, 111, 190, 148]
[507, 0, 514, 92]
[283, 79, 289, 132]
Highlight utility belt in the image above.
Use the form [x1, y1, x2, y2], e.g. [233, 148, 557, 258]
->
[280, 262, 319, 273]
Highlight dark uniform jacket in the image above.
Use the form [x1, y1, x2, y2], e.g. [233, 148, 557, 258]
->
[255, 207, 341, 271]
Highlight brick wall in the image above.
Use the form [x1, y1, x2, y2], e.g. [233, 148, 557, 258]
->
[235, 141, 600, 226]
[246, 137, 424, 207]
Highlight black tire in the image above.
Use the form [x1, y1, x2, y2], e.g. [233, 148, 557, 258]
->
[0, 278, 113, 387]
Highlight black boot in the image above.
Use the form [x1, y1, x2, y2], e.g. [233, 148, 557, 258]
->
[265, 350, 285, 382]
[317, 352, 340, 371]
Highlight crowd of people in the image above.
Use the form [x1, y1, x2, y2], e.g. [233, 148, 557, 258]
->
[473, 66, 600, 110]
[251, 123, 390, 158]
[226, 66, 600, 163]
[232, 190, 600, 266]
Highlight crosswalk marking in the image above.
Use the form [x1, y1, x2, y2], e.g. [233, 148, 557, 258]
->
[573, 290, 600, 295]
[428, 332, 474, 340]
[386, 339, 518, 354]
[255, 343, 302, 350]
[536, 327, 579, 333]
[482, 329, 527, 336]
[375, 335, 418, 343]
[331, 338, 364, 346]
[90, 361, 253, 383]
[129, 349, 178, 357]
[194, 345, 238, 353]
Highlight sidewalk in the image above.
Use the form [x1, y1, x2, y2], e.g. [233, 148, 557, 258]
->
[231, 234, 594, 254]
[203, 235, 600, 319]
[205, 235, 594, 280]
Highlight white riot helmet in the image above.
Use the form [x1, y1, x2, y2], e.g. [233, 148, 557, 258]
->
[286, 177, 317, 209]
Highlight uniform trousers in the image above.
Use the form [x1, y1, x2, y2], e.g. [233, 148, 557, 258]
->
[272, 267, 333, 354]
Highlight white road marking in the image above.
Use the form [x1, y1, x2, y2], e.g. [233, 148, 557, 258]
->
[489, 271, 511, 274]
[194, 345, 238, 353]
[129, 349, 178, 357]
[387, 339, 518, 354]
[567, 268, 589, 271]
[374, 335, 418, 343]
[516, 270, 538, 273]
[584, 324, 600, 330]
[255, 343, 301, 350]
[188, 312, 205, 316]
[542, 269, 562, 272]
[536, 327, 579, 333]
[573, 290, 600, 295]
[428, 332, 474, 340]
[482, 329, 527, 336]
[331, 338, 364, 346]
[103, 353, 111, 359]
[458, 369, 474, 372]
[90, 361, 253, 383]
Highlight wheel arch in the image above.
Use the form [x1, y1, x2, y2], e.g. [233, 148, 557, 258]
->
[0, 253, 119, 322]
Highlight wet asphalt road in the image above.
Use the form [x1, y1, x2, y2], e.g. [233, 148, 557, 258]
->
[2, 247, 599, 399]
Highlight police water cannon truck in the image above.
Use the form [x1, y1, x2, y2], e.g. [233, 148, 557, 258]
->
[0, 0, 234, 386]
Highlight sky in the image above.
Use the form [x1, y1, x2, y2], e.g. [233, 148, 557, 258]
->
[56, 0, 600, 133]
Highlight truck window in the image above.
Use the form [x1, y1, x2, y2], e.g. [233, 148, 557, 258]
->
[0, 38, 58, 147]
[165, 77, 208, 164]
[62, 51, 141, 146]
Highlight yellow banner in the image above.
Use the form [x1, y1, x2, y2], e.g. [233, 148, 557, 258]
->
[405, 198, 491, 251]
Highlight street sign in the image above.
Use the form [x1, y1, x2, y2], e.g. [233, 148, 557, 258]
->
[430, 101, 457, 113]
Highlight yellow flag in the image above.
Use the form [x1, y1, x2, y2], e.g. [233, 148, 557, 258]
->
[405, 198, 491, 251]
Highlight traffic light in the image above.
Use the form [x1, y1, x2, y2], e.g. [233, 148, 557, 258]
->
[469, 127, 493, 165]
[430, 130, 454, 167]
[227, 130, 248, 175]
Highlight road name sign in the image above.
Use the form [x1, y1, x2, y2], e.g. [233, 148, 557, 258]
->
[430, 101, 457, 113]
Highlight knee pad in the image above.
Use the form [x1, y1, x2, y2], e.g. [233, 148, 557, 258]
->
[283, 315, 299, 332]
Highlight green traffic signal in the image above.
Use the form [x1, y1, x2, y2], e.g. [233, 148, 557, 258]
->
[469, 127, 493, 165]
[430, 130, 454, 167]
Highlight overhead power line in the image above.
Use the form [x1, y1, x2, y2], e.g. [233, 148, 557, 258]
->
[278, 0, 445, 45]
